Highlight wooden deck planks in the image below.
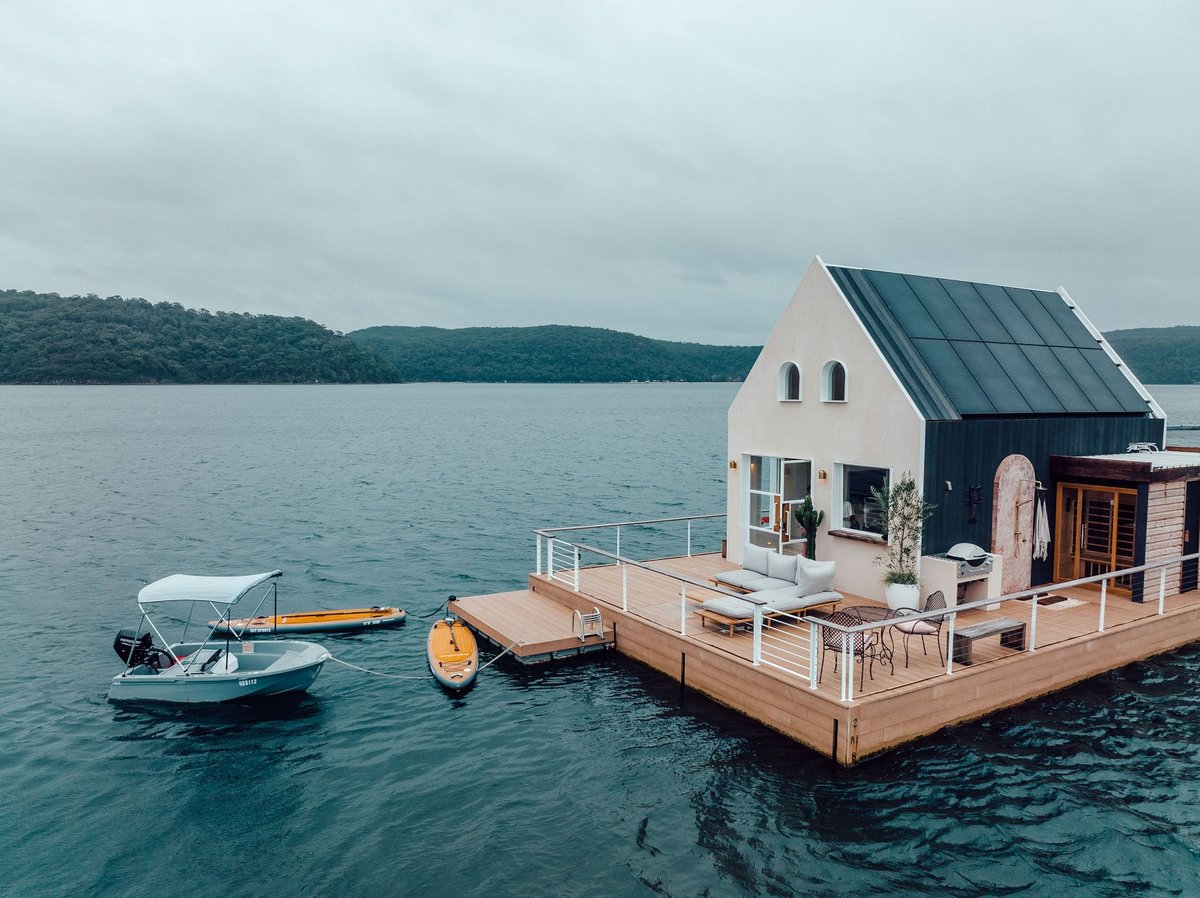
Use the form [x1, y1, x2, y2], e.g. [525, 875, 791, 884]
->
[449, 590, 613, 661]
[451, 553, 1200, 762]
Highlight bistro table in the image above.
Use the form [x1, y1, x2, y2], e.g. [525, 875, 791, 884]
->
[839, 604, 907, 676]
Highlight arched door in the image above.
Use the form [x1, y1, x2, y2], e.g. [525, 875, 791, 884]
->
[992, 454, 1036, 594]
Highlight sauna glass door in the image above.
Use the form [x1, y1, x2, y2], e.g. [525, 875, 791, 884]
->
[1054, 483, 1138, 590]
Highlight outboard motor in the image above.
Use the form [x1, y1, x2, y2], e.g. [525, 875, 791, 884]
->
[113, 629, 153, 667]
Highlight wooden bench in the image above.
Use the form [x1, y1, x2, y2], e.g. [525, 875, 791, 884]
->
[951, 617, 1026, 666]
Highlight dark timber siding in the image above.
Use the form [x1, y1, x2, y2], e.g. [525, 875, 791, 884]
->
[923, 415, 1166, 584]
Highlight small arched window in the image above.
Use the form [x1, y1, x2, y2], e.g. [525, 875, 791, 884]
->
[822, 360, 847, 402]
[777, 362, 801, 401]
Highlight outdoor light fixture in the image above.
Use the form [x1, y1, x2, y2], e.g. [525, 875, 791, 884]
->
[818, 469, 827, 481]
[729, 460, 737, 469]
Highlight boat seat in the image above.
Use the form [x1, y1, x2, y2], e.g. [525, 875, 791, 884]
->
[199, 649, 240, 674]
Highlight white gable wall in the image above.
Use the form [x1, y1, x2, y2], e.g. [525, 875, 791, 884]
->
[726, 258, 926, 601]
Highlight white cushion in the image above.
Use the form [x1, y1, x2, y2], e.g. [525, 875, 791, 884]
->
[744, 576, 796, 592]
[768, 552, 799, 583]
[699, 597, 757, 619]
[742, 543, 771, 575]
[894, 618, 939, 635]
[713, 569, 765, 590]
[795, 560, 835, 596]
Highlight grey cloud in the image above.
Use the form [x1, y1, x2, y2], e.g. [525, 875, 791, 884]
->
[1, 1, 1197, 346]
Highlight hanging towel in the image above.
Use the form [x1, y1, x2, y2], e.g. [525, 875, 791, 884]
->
[1033, 495, 1052, 561]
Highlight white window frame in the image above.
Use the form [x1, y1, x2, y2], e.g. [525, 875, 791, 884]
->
[777, 362, 802, 402]
[821, 360, 847, 403]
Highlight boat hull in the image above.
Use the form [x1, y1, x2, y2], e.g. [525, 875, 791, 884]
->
[108, 640, 329, 704]
[427, 619, 478, 691]
[210, 607, 406, 635]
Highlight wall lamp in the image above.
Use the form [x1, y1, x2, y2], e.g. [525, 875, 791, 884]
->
[818, 469, 827, 481]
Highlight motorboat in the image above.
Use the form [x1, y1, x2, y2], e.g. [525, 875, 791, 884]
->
[108, 570, 330, 704]
[209, 605, 406, 635]
[427, 616, 478, 691]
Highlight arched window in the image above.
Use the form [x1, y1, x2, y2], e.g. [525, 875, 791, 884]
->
[777, 362, 801, 401]
[822, 360, 847, 402]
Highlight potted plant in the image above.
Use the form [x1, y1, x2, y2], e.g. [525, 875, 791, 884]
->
[792, 495, 824, 560]
[870, 471, 936, 610]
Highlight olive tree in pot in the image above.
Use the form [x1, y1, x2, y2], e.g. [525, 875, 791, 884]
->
[792, 495, 824, 560]
[870, 471, 936, 610]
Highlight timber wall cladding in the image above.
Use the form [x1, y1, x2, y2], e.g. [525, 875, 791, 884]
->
[1146, 481, 1187, 594]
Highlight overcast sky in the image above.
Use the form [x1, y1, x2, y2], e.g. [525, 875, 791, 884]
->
[2, 2, 1197, 344]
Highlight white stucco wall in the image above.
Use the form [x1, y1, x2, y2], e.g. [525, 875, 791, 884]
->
[725, 257, 926, 601]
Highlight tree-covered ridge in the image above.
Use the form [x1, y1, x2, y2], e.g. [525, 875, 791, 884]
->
[0, 290, 401, 384]
[348, 324, 759, 382]
[1104, 326, 1200, 385]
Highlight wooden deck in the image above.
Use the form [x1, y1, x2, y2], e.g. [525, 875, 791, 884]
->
[450, 589, 614, 663]
[458, 552, 1200, 764]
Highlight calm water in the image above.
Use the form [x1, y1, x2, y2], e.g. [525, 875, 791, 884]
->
[3, 383, 1200, 897]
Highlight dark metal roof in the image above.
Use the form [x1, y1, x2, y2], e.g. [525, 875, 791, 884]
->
[826, 265, 1153, 421]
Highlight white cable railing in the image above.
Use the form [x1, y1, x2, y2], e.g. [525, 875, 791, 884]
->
[535, 513, 725, 580]
[801, 550, 1200, 702]
[533, 517, 1200, 705]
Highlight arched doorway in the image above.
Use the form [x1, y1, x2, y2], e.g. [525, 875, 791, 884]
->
[992, 454, 1036, 594]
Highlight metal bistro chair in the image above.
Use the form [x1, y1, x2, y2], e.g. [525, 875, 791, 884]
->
[817, 609, 881, 690]
[892, 590, 948, 668]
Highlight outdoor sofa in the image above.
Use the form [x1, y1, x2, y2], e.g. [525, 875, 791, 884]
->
[697, 545, 842, 635]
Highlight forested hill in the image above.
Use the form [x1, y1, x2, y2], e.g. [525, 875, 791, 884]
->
[1104, 326, 1200, 385]
[347, 324, 760, 382]
[0, 290, 400, 384]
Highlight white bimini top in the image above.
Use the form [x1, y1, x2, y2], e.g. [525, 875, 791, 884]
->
[137, 571, 283, 606]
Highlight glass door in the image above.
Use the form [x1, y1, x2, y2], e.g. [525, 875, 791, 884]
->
[745, 456, 811, 552]
[1054, 483, 1138, 592]
[781, 459, 813, 553]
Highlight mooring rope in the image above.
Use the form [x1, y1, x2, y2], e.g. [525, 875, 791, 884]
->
[476, 640, 519, 672]
[327, 656, 431, 679]
[326, 638, 519, 681]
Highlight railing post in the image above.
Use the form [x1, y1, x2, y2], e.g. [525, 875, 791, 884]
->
[616, 526, 621, 560]
[536, 534, 542, 575]
[621, 561, 628, 612]
[844, 631, 854, 703]
[546, 537, 554, 580]
[840, 629, 849, 701]
[680, 584, 687, 634]
[752, 605, 762, 665]
[809, 621, 819, 689]
[945, 612, 956, 676]
[573, 548, 580, 592]
[1159, 568, 1167, 614]
[1029, 591, 1038, 652]
[1098, 579, 1107, 632]
[1027, 588, 1036, 653]
[687, 520, 693, 558]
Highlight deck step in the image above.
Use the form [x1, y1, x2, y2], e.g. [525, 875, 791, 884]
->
[449, 590, 615, 665]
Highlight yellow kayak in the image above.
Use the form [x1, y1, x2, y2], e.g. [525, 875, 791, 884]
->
[211, 606, 406, 635]
[427, 618, 478, 690]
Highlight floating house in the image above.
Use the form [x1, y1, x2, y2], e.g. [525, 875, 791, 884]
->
[454, 256, 1200, 764]
[726, 257, 1196, 604]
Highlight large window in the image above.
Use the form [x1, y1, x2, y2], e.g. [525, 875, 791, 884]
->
[777, 362, 801, 401]
[836, 464, 888, 536]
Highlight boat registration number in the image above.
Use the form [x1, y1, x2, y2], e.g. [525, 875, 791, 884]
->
[238, 678, 258, 687]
